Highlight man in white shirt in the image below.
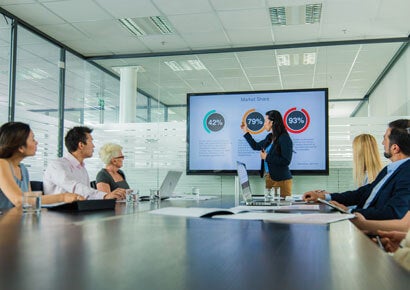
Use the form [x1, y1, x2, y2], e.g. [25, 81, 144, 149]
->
[43, 126, 126, 200]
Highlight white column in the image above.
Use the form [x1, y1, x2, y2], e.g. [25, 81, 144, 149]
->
[119, 66, 138, 123]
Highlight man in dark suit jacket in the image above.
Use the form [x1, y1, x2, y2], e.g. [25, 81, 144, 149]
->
[303, 119, 410, 220]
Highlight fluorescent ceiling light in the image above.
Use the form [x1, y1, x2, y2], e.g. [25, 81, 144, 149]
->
[305, 4, 322, 24]
[164, 61, 184, 71]
[269, 4, 322, 26]
[276, 54, 290, 66]
[149, 16, 173, 34]
[118, 18, 146, 36]
[303, 52, 316, 65]
[165, 60, 206, 72]
[276, 53, 316, 66]
[187, 60, 206, 70]
[120, 16, 174, 36]
[269, 7, 286, 26]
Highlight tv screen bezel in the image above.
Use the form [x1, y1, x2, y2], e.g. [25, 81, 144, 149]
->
[186, 88, 329, 176]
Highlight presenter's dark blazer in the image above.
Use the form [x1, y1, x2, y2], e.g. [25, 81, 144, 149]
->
[331, 159, 410, 220]
[243, 132, 292, 181]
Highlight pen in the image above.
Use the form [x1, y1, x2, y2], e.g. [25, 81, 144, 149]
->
[376, 235, 385, 251]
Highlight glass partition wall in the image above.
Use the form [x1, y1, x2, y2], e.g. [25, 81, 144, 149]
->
[1, 9, 407, 195]
[0, 14, 10, 124]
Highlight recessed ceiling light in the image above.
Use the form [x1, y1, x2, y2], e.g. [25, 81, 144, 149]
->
[269, 4, 322, 26]
[164, 60, 206, 72]
[305, 4, 322, 24]
[149, 16, 174, 34]
[276, 54, 290, 66]
[118, 18, 146, 36]
[269, 7, 286, 26]
[303, 52, 316, 65]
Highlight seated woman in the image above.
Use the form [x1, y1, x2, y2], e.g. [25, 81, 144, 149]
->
[96, 143, 129, 196]
[352, 134, 383, 186]
[0, 122, 84, 208]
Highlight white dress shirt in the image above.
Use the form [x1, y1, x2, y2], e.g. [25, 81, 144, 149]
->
[43, 153, 106, 199]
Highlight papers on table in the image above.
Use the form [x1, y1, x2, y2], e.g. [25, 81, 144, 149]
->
[168, 195, 219, 201]
[149, 206, 355, 224]
[214, 212, 355, 224]
[232, 204, 320, 211]
[149, 207, 243, 218]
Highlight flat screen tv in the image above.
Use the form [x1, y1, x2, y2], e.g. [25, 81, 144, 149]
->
[187, 88, 328, 175]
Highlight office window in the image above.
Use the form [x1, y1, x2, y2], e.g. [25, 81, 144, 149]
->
[0, 14, 11, 124]
[65, 52, 120, 125]
[136, 92, 148, 122]
[14, 25, 60, 179]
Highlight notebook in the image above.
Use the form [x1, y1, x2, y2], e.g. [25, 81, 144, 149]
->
[236, 161, 277, 206]
[140, 170, 183, 201]
[44, 199, 116, 212]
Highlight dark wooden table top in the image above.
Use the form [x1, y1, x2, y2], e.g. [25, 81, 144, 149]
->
[0, 197, 409, 290]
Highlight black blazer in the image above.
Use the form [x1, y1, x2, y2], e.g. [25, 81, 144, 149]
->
[243, 132, 293, 181]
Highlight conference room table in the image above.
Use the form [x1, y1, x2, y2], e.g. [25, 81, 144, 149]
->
[0, 196, 409, 290]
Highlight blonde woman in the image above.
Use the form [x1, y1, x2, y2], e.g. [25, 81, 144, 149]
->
[352, 134, 383, 186]
[96, 143, 129, 195]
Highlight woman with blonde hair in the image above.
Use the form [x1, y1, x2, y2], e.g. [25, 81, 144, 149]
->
[352, 134, 383, 186]
[96, 143, 129, 195]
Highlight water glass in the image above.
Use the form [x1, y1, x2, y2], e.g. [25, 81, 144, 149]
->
[125, 189, 138, 204]
[264, 188, 273, 202]
[22, 191, 42, 214]
[150, 189, 159, 201]
[273, 187, 281, 203]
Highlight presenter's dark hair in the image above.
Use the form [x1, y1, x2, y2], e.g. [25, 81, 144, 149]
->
[388, 119, 410, 155]
[266, 110, 288, 153]
[0, 122, 31, 158]
[65, 126, 93, 153]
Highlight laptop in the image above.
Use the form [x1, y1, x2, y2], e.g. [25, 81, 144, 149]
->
[140, 171, 183, 201]
[236, 161, 277, 206]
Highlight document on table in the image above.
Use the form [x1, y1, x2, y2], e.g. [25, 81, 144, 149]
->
[232, 204, 320, 211]
[213, 212, 355, 224]
[168, 195, 219, 201]
[149, 207, 245, 218]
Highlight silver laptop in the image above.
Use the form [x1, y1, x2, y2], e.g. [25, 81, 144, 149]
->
[139, 170, 182, 201]
[159, 170, 183, 199]
[236, 161, 277, 206]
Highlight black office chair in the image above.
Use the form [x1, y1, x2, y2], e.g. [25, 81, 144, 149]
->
[30, 181, 44, 193]
[90, 180, 97, 189]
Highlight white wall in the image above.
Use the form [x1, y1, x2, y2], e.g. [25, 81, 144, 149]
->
[369, 46, 410, 116]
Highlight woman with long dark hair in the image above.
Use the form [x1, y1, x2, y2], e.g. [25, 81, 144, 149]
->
[241, 110, 293, 197]
[0, 122, 84, 208]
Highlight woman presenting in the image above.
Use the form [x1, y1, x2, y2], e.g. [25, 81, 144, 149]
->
[241, 110, 293, 197]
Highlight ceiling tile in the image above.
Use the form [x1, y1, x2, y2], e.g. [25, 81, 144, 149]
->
[94, 0, 160, 18]
[217, 9, 270, 30]
[226, 28, 274, 46]
[210, 0, 266, 10]
[152, 0, 213, 14]
[35, 23, 87, 41]
[43, 0, 112, 22]
[3, 3, 65, 25]
[168, 13, 222, 33]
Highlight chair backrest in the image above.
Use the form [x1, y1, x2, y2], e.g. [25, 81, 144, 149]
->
[30, 181, 44, 193]
[90, 180, 97, 189]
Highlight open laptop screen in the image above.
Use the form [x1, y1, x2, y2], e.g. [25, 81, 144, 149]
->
[159, 171, 183, 198]
[236, 161, 253, 203]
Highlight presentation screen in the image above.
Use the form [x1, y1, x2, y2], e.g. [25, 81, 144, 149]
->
[187, 88, 329, 175]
